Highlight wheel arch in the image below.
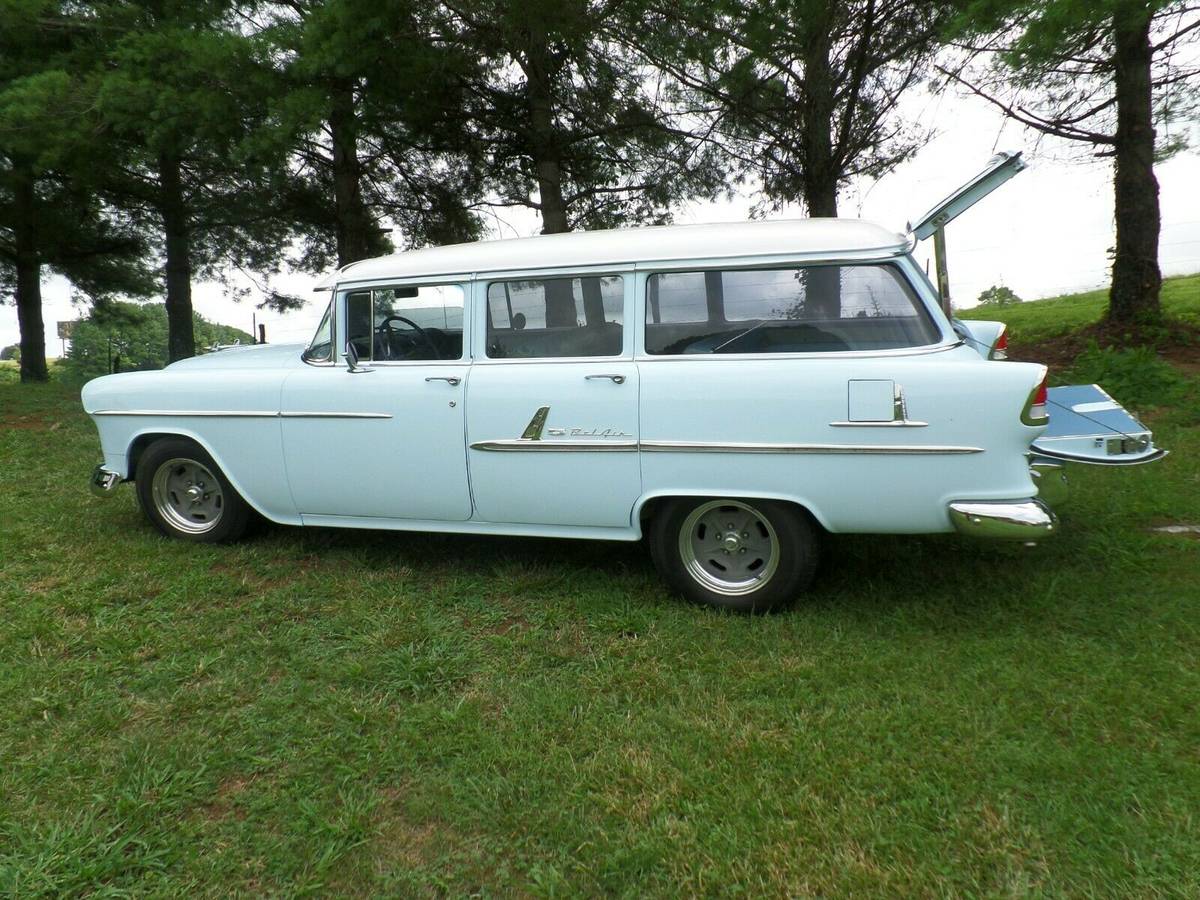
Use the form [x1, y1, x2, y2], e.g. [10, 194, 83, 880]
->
[125, 428, 298, 525]
[633, 490, 831, 537]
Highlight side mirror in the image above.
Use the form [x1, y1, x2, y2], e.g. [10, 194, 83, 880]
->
[345, 340, 372, 373]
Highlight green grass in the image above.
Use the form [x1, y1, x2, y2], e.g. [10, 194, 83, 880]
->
[959, 271, 1200, 344]
[2, 294, 1200, 895]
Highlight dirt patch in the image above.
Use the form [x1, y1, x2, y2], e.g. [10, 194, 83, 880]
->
[0, 414, 54, 431]
[371, 784, 474, 878]
[1149, 523, 1200, 540]
[209, 555, 321, 593]
[201, 774, 256, 822]
[1011, 319, 1200, 371]
[25, 576, 65, 595]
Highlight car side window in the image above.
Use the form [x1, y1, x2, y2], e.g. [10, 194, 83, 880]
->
[486, 275, 623, 359]
[644, 264, 940, 355]
[344, 284, 465, 362]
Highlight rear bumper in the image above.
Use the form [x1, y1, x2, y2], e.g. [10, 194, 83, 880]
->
[948, 498, 1057, 540]
[90, 465, 122, 498]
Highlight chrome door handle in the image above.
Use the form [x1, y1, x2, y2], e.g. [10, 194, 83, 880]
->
[424, 376, 461, 386]
[585, 374, 626, 384]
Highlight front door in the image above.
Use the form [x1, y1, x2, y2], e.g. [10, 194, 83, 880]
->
[465, 273, 641, 528]
[281, 283, 472, 520]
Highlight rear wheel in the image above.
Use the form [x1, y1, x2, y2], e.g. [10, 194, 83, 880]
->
[135, 438, 252, 543]
[649, 497, 819, 613]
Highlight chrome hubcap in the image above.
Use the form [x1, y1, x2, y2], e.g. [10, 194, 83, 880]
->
[679, 500, 780, 596]
[151, 458, 224, 534]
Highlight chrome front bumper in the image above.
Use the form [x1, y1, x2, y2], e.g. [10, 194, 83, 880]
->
[90, 465, 122, 497]
[948, 498, 1058, 540]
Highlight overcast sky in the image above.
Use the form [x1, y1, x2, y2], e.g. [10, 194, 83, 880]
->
[5, 86, 1199, 356]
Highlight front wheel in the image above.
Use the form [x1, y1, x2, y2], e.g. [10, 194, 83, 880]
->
[135, 438, 252, 543]
[649, 497, 820, 613]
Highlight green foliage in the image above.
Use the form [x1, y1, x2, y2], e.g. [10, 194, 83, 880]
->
[0, 343, 18, 361]
[60, 301, 252, 382]
[959, 272, 1200, 344]
[444, 0, 727, 232]
[644, 0, 952, 214]
[1060, 342, 1193, 407]
[260, 0, 488, 268]
[977, 284, 1023, 306]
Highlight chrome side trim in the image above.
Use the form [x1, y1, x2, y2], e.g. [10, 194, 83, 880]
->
[472, 437, 979, 454]
[828, 420, 928, 428]
[471, 439, 638, 452]
[92, 409, 279, 417]
[93, 409, 391, 420]
[279, 411, 393, 419]
[639, 440, 982, 455]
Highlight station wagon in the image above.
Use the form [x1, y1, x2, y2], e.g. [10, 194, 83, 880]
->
[83, 154, 1165, 611]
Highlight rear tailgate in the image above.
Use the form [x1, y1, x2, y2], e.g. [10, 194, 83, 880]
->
[1031, 384, 1167, 465]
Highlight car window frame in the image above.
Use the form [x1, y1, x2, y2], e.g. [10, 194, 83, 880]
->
[475, 269, 634, 363]
[302, 294, 336, 366]
[634, 258, 954, 360]
[336, 280, 470, 366]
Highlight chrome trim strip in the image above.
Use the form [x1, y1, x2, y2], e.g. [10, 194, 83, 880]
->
[639, 440, 982, 455]
[471, 439, 638, 452]
[93, 409, 391, 420]
[280, 411, 393, 419]
[828, 420, 929, 428]
[472, 438, 981, 455]
[92, 409, 279, 417]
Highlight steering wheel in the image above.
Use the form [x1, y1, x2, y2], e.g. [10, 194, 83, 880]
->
[376, 314, 441, 360]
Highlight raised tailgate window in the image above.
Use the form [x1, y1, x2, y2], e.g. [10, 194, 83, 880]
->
[645, 264, 940, 355]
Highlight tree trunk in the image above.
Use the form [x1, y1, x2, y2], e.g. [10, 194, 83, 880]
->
[799, 14, 842, 318]
[158, 150, 196, 363]
[330, 79, 375, 266]
[13, 165, 48, 383]
[522, 22, 574, 326]
[1107, 4, 1161, 324]
[800, 16, 839, 220]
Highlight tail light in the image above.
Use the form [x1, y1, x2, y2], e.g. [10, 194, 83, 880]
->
[1021, 370, 1049, 425]
[989, 327, 1008, 360]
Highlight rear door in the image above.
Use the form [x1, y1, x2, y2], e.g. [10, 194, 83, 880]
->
[465, 272, 642, 528]
[1031, 384, 1167, 465]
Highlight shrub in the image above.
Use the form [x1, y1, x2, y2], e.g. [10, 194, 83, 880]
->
[977, 285, 1023, 306]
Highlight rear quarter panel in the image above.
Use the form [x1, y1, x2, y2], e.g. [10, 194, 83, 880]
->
[636, 347, 1046, 533]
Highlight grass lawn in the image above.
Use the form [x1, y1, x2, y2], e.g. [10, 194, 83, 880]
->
[2, 284, 1199, 896]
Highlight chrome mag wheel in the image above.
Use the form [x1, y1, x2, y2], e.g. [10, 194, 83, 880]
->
[677, 499, 781, 596]
[150, 457, 225, 534]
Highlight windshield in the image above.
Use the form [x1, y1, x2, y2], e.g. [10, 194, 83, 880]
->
[303, 298, 333, 363]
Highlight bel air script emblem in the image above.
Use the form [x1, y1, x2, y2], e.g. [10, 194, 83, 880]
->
[521, 406, 630, 440]
[546, 426, 632, 438]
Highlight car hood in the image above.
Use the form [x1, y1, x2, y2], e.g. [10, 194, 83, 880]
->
[166, 343, 308, 371]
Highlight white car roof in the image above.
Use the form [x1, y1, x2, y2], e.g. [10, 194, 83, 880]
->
[324, 218, 910, 287]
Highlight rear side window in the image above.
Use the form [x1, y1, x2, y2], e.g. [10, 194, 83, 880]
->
[644, 264, 940, 355]
[487, 275, 623, 358]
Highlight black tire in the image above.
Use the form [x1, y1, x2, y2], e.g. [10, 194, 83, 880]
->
[648, 497, 820, 613]
[135, 438, 252, 543]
